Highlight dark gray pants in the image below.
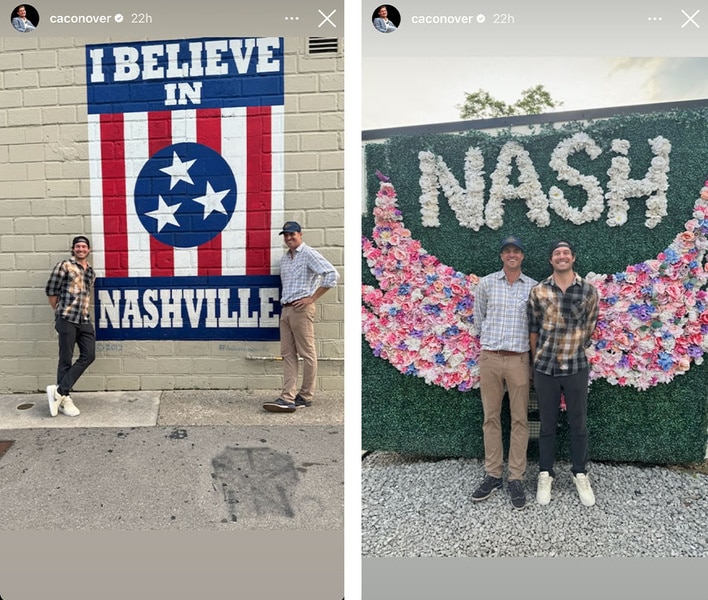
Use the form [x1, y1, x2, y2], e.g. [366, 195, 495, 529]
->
[533, 368, 589, 477]
[55, 317, 95, 396]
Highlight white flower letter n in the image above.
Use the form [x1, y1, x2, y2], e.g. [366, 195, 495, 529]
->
[418, 149, 486, 230]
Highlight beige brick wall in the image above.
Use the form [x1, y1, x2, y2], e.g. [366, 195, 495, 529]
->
[0, 36, 344, 393]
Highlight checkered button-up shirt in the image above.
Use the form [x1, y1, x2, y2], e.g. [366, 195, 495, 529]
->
[528, 273, 599, 376]
[45, 258, 95, 324]
[474, 270, 537, 352]
[280, 243, 339, 305]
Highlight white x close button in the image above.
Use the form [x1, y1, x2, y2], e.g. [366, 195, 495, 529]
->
[681, 9, 700, 28]
[318, 9, 337, 28]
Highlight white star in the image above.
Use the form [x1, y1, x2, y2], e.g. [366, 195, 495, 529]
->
[145, 196, 181, 232]
[193, 182, 230, 219]
[160, 152, 196, 190]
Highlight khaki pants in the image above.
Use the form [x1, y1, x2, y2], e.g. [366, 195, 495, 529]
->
[479, 351, 530, 480]
[280, 304, 317, 402]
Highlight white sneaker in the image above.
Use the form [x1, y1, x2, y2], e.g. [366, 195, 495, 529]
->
[573, 473, 596, 507]
[46, 385, 62, 417]
[536, 471, 553, 505]
[58, 395, 80, 417]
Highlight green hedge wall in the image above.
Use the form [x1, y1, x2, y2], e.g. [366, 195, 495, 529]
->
[362, 108, 708, 463]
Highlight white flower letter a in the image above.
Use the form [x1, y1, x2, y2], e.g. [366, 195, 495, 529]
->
[418, 149, 486, 230]
[485, 142, 550, 230]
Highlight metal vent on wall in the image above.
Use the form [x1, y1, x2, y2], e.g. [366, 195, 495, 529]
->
[308, 37, 339, 55]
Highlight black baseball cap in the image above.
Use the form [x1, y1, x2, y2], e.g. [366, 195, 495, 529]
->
[499, 235, 524, 253]
[72, 235, 91, 247]
[279, 221, 302, 235]
[549, 240, 575, 257]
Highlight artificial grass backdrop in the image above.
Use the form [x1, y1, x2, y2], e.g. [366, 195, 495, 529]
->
[362, 108, 708, 463]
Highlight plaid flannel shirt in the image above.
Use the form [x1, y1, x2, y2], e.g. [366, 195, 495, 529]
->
[527, 273, 599, 376]
[45, 258, 95, 324]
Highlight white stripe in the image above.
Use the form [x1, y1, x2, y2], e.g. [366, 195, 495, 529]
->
[87, 115, 105, 275]
[221, 106, 248, 275]
[270, 105, 285, 274]
[123, 112, 152, 277]
[171, 109, 198, 276]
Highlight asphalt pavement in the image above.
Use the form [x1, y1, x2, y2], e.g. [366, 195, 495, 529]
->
[0, 389, 344, 530]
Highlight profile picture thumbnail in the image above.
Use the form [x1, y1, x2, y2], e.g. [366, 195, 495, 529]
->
[372, 4, 401, 33]
[11, 4, 39, 32]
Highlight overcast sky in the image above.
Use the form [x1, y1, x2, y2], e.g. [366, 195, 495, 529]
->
[363, 57, 708, 130]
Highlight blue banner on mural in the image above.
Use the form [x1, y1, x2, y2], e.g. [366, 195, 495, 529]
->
[94, 275, 281, 340]
[86, 37, 284, 113]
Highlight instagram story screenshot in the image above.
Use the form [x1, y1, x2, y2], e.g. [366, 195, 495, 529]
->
[0, 1, 346, 599]
[362, 1, 707, 598]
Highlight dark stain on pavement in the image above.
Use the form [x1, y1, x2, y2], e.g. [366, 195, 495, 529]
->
[211, 447, 299, 521]
[167, 428, 188, 440]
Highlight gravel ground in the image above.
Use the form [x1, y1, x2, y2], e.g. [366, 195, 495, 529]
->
[362, 452, 708, 557]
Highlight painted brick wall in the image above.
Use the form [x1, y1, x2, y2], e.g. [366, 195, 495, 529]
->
[0, 36, 344, 393]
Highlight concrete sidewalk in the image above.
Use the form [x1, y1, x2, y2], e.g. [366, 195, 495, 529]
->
[0, 388, 344, 429]
[0, 389, 344, 530]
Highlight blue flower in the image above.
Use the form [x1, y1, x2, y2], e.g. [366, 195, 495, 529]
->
[434, 353, 447, 365]
[444, 325, 460, 337]
[663, 248, 679, 263]
[456, 298, 472, 311]
[657, 352, 674, 371]
[629, 303, 655, 321]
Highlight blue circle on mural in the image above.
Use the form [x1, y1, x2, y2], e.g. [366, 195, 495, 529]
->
[134, 142, 237, 248]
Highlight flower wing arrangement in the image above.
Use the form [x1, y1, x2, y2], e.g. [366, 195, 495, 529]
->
[362, 176, 708, 392]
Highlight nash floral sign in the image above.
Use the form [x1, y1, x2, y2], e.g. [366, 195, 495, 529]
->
[363, 111, 708, 394]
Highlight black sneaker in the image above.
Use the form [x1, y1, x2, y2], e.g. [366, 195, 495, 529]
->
[263, 398, 296, 413]
[508, 479, 526, 510]
[471, 475, 503, 502]
[294, 394, 312, 408]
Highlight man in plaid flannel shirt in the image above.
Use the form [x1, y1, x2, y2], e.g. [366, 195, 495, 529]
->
[45, 236, 96, 417]
[528, 240, 599, 507]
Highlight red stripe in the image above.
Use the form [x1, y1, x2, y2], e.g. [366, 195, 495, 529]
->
[197, 109, 223, 276]
[246, 106, 272, 275]
[100, 114, 129, 277]
[148, 112, 174, 276]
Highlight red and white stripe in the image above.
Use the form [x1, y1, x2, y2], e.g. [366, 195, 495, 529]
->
[89, 106, 284, 278]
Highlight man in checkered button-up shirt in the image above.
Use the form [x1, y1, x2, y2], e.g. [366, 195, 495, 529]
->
[263, 221, 339, 413]
[471, 235, 537, 510]
[528, 240, 599, 508]
[45, 236, 96, 418]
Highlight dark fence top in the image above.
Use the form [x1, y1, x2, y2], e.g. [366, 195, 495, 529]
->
[362, 98, 708, 141]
